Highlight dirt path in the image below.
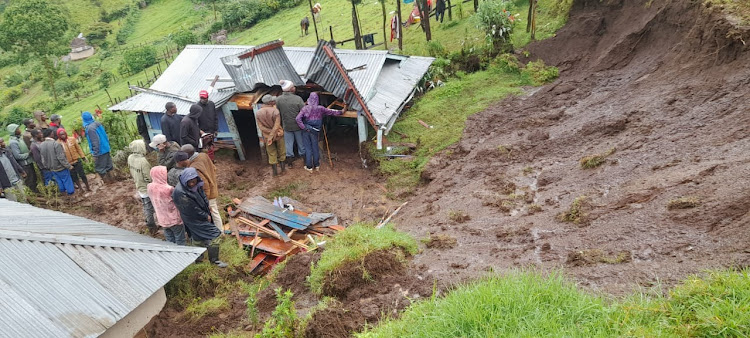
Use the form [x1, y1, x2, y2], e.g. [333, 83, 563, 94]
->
[395, 0, 750, 295]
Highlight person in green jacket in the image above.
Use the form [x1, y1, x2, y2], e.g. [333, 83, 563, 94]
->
[128, 139, 157, 235]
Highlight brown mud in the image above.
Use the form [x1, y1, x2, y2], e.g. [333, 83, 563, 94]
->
[398, 0, 750, 295]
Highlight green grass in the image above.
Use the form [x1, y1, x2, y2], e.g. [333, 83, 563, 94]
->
[128, 0, 209, 45]
[359, 269, 750, 337]
[185, 297, 230, 320]
[266, 181, 305, 200]
[308, 223, 418, 294]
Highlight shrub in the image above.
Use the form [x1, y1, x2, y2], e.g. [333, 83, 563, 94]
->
[50, 78, 81, 97]
[259, 288, 298, 337]
[170, 29, 198, 49]
[426, 41, 446, 58]
[84, 22, 112, 46]
[119, 45, 157, 74]
[97, 71, 115, 89]
[579, 148, 615, 169]
[522, 59, 559, 85]
[1, 106, 28, 127]
[3, 70, 27, 87]
[2, 87, 22, 104]
[493, 53, 521, 74]
[475, 0, 517, 53]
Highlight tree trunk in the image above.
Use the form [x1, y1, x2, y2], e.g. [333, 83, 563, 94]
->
[396, 0, 403, 50]
[447, 0, 452, 20]
[473, 0, 478, 12]
[42, 57, 58, 102]
[352, 4, 363, 49]
[381, 1, 388, 49]
[422, 0, 431, 41]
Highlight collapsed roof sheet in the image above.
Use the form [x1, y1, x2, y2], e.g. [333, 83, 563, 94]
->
[221, 40, 305, 92]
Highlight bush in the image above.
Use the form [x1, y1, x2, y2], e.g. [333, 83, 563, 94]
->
[2, 106, 28, 127]
[97, 71, 115, 89]
[1, 87, 22, 104]
[475, 0, 517, 53]
[50, 78, 81, 97]
[115, 6, 140, 45]
[493, 53, 521, 74]
[426, 41, 446, 58]
[170, 29, 197, 49]
[521, 59, 559, 85]
[84, 22, 112, 46]
[3, 70, 27, 87]
[119, 45, 157, 74]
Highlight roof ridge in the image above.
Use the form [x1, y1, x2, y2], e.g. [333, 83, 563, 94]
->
[0, 229, 205, 254]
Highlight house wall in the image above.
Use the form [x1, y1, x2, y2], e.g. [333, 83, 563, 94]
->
[100, 287, 166, 338]
[70, 47, 95, 61]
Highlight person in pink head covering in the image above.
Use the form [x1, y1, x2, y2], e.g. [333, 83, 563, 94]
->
[147, 165, 186, 245]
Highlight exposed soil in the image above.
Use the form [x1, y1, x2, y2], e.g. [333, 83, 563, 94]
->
[397, 0, 750, 295]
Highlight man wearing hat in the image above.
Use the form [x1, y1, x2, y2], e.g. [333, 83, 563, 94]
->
[150, 134, 181, 171]
[7, 123, 38, 193]
[256, 94, 286, 176]
[197, 90, 218, 161]
[48, 114, 63, 140]
[276, 80, 306, 168]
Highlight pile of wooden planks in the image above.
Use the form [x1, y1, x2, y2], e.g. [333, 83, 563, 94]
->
[227, 196, 345, 273]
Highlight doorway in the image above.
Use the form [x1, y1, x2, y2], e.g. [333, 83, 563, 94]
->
[232, 109, 262, 163]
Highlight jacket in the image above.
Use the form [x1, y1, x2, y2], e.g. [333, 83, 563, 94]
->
[161, 113, 183, 144]
[157, 141, 181, 171]
[296, 92, 342, 130]
[147, 166, 182, 227]
[0, 148, 24, 189]
[172, 168, 220, 241]
[40, 138, 72, 172]
[255, 105, 283, 143]
[127, 140, 152, 197]
[34, 111, 49, 130]
[197, 100, 219, 134]
[30, 141, 46, 170]
[58, 137, 85, 164]
[190, 153, 218, 199]
[180, 105, 202, 149]
[276, 92, 305, 132]
[83, 112, 111, 156]
[9, 135, 32, 166]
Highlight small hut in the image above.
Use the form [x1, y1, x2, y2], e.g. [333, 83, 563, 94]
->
[69, 33, 95, 61]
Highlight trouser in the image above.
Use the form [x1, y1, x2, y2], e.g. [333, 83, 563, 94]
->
[436, 9, 444, 23]
[208, 199, 223, 233]
[284, 130, 306, 159]
[51, 169, 75, 195]
[22, 163, 38, 193]
[141, 197, 157, 233]
[266, 138, 286, 165]
[163, 224, 187, 245]
[192, 237, 221, 263]
[94, 152, 113, 175]
[69, 160, 88, 186]
[301, 120, 322, 169]
[41, 169, 54, 186]
[4, 181, 26, 203]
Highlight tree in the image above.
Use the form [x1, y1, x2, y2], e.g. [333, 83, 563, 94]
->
[85, 22, 113, 46]
[351, 0, 363, 49]
[0, 0, 69, 102]
[378, 0, 387, 49]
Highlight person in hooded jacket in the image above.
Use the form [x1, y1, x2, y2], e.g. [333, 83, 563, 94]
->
[183, 144, 223, 233]
[128, 139, 157, 234]
[161, 102, 183, 144]
[7, 123, 38, 193]
[82, 111, 114, 182]
[148, 166, 186, 245]
[295, 92, 342, 172]
[0, 137, 26, 202]
[173, 168, 227, 267]
[181, 104, 202, 149]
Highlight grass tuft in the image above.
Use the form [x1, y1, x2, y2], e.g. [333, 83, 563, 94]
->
[558, 196, 590, 225]
[667, 196, 700, 210]
[267, 181, 305, 200]
[580, 148, 616, 169]
[308, 223, 418, 294]
[185, 297, 230, 320]
[448, 210, 471, 223]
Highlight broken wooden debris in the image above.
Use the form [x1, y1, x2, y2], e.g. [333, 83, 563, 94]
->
[229, 196, 343, 275]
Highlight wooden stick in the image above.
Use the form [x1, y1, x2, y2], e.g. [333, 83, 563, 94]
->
[376, 201, 408, 229]
[250, 228, 260, 258]
[237, 217, 309, 249]
[323, 124, 333, 168]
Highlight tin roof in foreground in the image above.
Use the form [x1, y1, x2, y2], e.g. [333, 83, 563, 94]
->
[0, 199, 205, 338]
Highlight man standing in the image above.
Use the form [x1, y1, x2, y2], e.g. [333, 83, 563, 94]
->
[182, 144, 223, 233]
[168, 151, 190, 187]
[7, 124, 38, 193]
[150, 134, 181, 170]
[30, 130, 52, 186]
[40, 128, 75, 196]
[0, 138, 26, 202]
[22, 118, 35, 148]
[48, 114, 63, 139]
[148, 166, 186, 245]
[173, 168, 227, 267]
[180, 104, 202, 150]
[256, 94, 286, 176]
[57, 129, 90, 192]
[197, 90, 218, 161]
[161, 102, 183, 144]
[82, 111, 114, 182]
[276, 80, 306, 168]
[128, 139, 157, 235]
[34, 110, 49, 130]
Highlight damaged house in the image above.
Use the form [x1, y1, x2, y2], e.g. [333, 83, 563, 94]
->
[110, 41, 433, 161]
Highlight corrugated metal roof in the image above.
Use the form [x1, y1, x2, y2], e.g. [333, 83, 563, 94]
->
[111, 45, 249, 114]
[0, 199, 204, 338]
[369, 56, 434, 131]
[305, 40, 370, 118]
[221, 40, 305, 92]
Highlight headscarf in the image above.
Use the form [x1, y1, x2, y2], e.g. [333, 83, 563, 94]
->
[179, 167, 204, 192]
[150, 165, 168, 185]
[307, 92, 319, 106]
[82, 111, 95, 128]
[56, 128, 67, 139]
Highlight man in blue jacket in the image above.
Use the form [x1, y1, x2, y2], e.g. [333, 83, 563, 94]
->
[82, 111, 114, 183]
[172, 168, 227, 267]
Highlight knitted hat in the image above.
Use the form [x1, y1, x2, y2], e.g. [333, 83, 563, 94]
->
[279, 80, 294, 92]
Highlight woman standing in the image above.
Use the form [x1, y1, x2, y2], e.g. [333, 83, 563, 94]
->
[295, 92, 341, 172]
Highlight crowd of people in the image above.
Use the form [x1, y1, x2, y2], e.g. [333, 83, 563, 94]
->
[1, 84, 342, 267]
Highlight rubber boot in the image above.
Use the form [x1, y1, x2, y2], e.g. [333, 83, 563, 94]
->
[280, 161, 286, 174]
[272, 164, 278, 177]
[84, 181, 91, 192]
[287, 158, 294, 169]
[208, 244, 228, 268]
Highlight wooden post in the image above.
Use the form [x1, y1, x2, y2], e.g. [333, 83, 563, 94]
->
[104, 88, 113, 105]
[473, 0, 477, 12]
[447, 0, 452, 20]
[330, 25, 334, 42]
[352, 3, 363, 49]
[397, 0, 403, 50]
[308, 0, 320, 41]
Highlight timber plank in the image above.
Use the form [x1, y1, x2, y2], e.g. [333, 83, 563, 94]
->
[268, 221, 292, 242]
[248, 253, 267, 272]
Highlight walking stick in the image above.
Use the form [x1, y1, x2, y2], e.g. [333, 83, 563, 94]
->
[322, 124, 333, 168]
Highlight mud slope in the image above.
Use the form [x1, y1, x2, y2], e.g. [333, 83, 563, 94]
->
[398, 0, 750, 295]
